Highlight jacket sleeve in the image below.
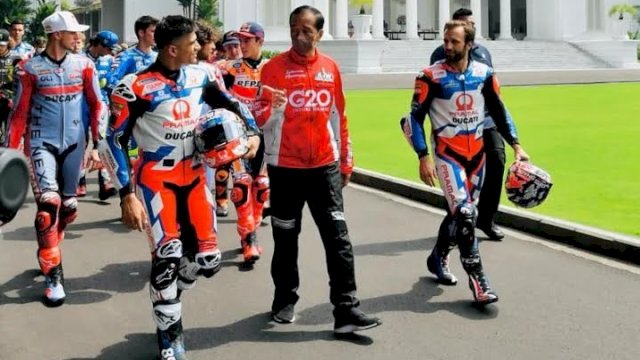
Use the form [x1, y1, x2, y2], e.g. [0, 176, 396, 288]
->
[83, 60, 104, 145]
[334, 66, 353, 174]
[482, 73, 519, 146]
[101, 75, 145, 199]
[401, 71, 434, 158]
[5, 60, 33, 149]
[107, 53, 131, 91]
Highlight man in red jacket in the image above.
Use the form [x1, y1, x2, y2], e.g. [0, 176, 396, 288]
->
[255, 5, 381, 334]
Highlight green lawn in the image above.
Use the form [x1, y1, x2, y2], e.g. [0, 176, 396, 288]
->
[345, 83, 640, 236]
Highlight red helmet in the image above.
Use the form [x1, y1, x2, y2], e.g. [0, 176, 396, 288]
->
[505, 161, 553, 208]
[194, 109, 249, 168]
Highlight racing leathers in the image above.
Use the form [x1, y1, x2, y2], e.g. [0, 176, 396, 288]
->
[401, 60, 518, 304]
[220, 56, 269, 262]
[80, 50, 116, 198]
[432, 43, 510, 236]
[255, 49, 361, 316]
[5, 52, 103, 304]
[108, 47, 157, 158]
[9, 41, 35, 61]
[101, 61, 258, 349]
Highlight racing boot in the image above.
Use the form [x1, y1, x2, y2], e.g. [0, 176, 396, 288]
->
[98, 171, 117, 201]
[43, 264, 65, 306]
[241, 232, 262, 264]
[427, 250, 458, 285]
[157, 320, 188, 360]
[76, 176, 87, 197]
[467, 270, 498, 306]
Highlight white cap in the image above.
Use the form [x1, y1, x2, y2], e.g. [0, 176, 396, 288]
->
[42, 11, 90, 34]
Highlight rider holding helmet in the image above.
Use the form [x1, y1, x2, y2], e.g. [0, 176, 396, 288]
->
[402, 20, 529, 306]
[101, 15, 259, 360]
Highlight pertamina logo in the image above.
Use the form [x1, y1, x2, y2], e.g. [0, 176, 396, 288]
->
[455, 93, 474, 111]
[172, 99, 191, 120]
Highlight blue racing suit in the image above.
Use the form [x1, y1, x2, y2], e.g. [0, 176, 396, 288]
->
[5, 52, 102, 278]
[9, 41, 35, 60]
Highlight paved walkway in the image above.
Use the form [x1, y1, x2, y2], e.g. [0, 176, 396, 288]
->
[1, 181, 639, 360]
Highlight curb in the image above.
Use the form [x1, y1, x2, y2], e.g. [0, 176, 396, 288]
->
[351, 168, 640, 265]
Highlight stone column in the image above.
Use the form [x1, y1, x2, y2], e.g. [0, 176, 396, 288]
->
[498, 0, 513, 40]
[406, 0, 419, 40]
[372, 0, 385, 39]
[335, 0, 349, 39]
[315, 0, 332, 39]
[470, 0, 483, 39]
[438, 0, 450, 39]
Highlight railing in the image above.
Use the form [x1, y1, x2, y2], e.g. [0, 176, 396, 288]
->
[384, 30, 439, 40]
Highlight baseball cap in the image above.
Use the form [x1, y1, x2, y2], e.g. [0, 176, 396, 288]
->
[95, 30, 119, 49]
[236, 22, 265, 40]
[222, 31, 240, 47]
[0, 29, 9, 46]
[42, 11, 90, 34]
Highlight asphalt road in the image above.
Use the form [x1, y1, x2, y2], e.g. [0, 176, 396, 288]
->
[1, 180, 639, 360]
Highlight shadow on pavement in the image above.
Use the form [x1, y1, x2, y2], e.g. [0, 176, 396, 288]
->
[352, 237, 437, 257]
[1, 217, 129, 242]
[295, 276, 498, 325]
[64, 312, 372, 360]
[0, 261, 149, 307]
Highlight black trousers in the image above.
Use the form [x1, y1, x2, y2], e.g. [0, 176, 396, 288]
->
[268, 163, 359, 313]
[476, 127, 506, 227]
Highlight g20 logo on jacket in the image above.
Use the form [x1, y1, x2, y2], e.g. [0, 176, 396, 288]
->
[288, 89, 332, 110]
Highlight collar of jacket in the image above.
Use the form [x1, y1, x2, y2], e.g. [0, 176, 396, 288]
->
[288, 48, 319, 66]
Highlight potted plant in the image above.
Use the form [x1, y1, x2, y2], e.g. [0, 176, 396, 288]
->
[349, 0, 373, 39]
[609, 3, 638, 39]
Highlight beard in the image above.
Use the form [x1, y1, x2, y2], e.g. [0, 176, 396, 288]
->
[445, 50, 465, 63]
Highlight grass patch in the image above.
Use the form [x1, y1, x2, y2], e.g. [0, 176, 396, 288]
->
[346, 83, 640, 236]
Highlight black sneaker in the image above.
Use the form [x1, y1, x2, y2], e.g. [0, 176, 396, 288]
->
[272, 304, 295, 324]
[477, 223, 505, 241]
[334, 308, 382, 334]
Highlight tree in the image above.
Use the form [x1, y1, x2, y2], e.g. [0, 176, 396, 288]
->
[608, 3, 638, 21]
[198, 0, 222, 26]
[27, 0, 57, 43]
[0, 0, 32, 25]
[60, 0, 72, 11]
[350, 0, 372, 15]
[177, 0, 194, 19]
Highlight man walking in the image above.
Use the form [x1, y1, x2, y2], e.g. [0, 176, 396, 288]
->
[256, 5, 382, 334]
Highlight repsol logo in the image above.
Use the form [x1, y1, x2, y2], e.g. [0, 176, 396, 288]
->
[165, 130, 195, 140]
[44, 94, 78, 102]
[288, 89, 332, 109]
[235, 80, 260, 87]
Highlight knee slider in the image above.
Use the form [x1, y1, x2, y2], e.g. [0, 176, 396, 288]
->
[35, 192, 61, 234]
[253, 175, 270, 204]
[454, 204, 477, 237]
[231, 173, 252, 206]
[150, 239, 182, 303]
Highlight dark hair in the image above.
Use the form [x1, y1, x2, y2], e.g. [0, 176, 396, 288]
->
[154, 15, 195, 50]
[9, 19, 26, 27]
[134, 15, 159, 39]
[444, 20, 475, 44]
[452, 8, 473, 21]
[195, 20, 220, 46]
[289, 5, 324, 31]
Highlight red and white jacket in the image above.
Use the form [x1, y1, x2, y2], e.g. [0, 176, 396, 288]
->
[255, 49, 353, 174]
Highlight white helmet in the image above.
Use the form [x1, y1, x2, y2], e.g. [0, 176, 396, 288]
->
[194, 109, 249, 168]
[505, 161, 553, 208]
